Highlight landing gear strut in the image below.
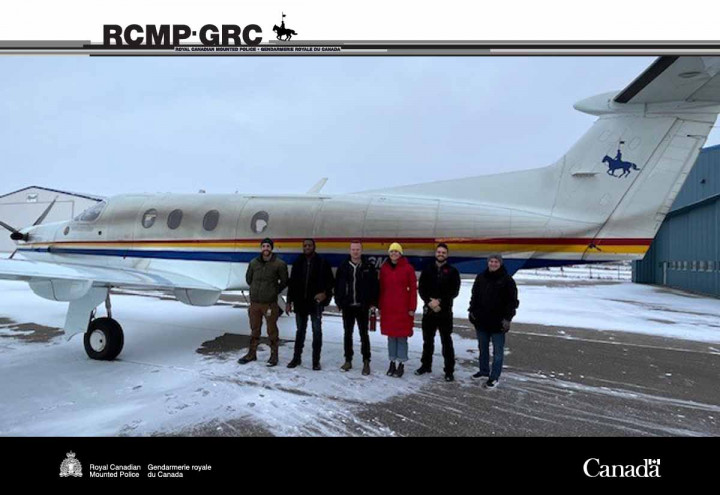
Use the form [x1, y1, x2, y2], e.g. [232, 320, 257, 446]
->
[83, 292, 124, 360]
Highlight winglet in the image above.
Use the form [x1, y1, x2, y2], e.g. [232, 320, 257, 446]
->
[307, 178, 328, 194]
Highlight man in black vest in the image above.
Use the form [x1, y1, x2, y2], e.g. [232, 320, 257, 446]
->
[334, 241, 379, 375]
[286, 239, 334, 370]
[416, 243, 461, 382]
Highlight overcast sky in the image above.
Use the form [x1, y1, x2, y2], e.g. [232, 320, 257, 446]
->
[2, 56, 718, 197]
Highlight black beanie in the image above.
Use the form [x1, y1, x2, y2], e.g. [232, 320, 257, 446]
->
[261, 238, 274, 249]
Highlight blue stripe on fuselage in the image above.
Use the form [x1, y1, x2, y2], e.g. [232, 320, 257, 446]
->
[16, 247, 593, 275]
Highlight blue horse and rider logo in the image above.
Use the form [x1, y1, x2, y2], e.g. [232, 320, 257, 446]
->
[602, 149, 640, 178]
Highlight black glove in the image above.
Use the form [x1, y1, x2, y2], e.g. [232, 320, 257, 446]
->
[501, 319, 511, 333]
[468, 312, 476, 324]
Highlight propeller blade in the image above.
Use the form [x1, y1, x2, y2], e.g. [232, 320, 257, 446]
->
[0, 220, 18, 233]
[8, 249, 18, 259]
[33, 196, 58, 226]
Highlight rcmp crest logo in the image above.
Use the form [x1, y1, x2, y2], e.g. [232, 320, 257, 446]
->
[59, 451, 83, 477]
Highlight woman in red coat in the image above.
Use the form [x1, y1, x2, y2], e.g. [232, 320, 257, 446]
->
[379, 242, 418, 378]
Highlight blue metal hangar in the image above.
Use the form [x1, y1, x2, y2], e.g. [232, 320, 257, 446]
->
[633, 144, 720, 297]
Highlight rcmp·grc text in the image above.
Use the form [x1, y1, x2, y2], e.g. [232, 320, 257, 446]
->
[103, 24, 263, 46]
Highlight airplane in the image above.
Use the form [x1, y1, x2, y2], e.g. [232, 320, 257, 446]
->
[1, 55, 719, 361]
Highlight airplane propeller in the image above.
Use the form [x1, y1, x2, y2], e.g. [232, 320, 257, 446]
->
[1, 196, 58, 243]
[0, 220, 25, 240]
[33, 196, 58, 226]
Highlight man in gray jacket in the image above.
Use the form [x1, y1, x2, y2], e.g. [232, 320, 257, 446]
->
[239, 238, 289, 367]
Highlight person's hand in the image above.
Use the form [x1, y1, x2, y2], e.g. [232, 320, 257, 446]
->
[501, 319, 511, 333]
[468, 312, 476, 324]
[428, 298, 440, 310]
[408, 310, 415, 317]
[285, 303, 293, 314]
[314, 293, 327, 303]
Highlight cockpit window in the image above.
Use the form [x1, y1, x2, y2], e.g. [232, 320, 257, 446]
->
[73, 201, 106, 222]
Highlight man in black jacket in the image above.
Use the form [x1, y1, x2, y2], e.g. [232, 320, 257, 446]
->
[286, 239, 335, 370]
[468, 253, 519, 389]
[334, 241, 379, 375]
[416, 243, 462, 382]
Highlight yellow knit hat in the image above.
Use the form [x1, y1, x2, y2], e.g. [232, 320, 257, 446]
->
[388, 242, 403, 254]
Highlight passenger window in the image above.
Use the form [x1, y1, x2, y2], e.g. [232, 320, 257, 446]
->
[203, 210, 220, 231]
[251, 211, 269, 234]
[167, 209, 183, 230]
[142, 209, 158, 228]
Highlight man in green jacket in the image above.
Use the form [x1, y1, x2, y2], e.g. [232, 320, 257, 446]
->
[239, 238, 289, 367]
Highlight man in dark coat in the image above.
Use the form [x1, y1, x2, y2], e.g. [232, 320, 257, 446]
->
[286, 239, 335, 370]
[468, 253, 519, 388]
[239, 238, 289, 366]
[416, 243, 462, 382]
[335, 241, 379, 375]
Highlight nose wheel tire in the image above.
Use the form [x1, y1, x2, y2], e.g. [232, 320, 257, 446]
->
[83, 317, 124, 360]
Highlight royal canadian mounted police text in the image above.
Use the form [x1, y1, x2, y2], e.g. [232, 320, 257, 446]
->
[103, 24, 263, 46]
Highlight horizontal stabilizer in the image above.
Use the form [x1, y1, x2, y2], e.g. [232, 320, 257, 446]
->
[615, 56, 720, 104]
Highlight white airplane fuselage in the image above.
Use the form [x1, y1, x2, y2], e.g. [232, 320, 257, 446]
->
[16, 189, 650, 291]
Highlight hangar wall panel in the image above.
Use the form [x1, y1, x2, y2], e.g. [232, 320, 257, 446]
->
[633, 145, 720, 297]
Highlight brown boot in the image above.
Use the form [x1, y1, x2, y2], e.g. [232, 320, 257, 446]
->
[238, 352, 257, 364]
[340, 360, 352, 372]
[267, 349, 279, 367]
[362, 360, 371, 376]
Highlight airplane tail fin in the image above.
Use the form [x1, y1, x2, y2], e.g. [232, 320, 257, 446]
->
[367, 57, 720, 259]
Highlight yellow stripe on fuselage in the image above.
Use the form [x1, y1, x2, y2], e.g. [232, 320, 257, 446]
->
[25, 239, 650, 256]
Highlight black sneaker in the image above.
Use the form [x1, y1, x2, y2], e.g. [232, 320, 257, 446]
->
[472, 371, 488, 379]
[395, 363, 405, 378]
[287, 358, 301, 369]
[386, 362, 396, 376]
[444, 373, 454, 382]
[313, 363, 322, 371]
[414, 366, 432, 376]
[484, 378, 498, 389]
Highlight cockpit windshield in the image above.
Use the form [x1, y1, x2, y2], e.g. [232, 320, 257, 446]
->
[73, 201, 107, 222]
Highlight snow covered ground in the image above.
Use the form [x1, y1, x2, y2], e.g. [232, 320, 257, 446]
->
[0, 270, 718, 436]
[0, 280, 425, 436]
[463, 277, 720, 344]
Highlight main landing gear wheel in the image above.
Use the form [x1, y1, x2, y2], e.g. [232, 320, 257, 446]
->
[83, 317, 124, 360]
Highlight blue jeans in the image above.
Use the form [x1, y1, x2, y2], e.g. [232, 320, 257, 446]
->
[476, 329, 505, 381]
[294, 305, 323, 364]
[387, 337, 409, 362]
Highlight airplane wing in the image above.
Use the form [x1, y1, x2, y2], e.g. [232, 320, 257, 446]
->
[0, 257, 223, 339]
[0, 258, 219, 291]
[614, 56, 720, 104]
